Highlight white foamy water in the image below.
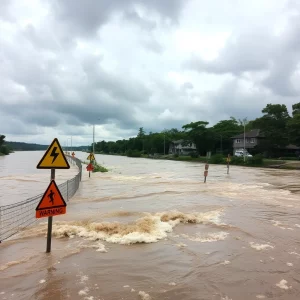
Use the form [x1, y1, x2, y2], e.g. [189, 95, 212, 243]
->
[182, 231, 229, 242]
[139, 291, 152, 300]
[249, 242, 274, 251]
[276, 279, 291, 290]
[47, 210, 224, 245]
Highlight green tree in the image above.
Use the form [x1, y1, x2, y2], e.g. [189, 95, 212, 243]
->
[0, 135, 5, 147]
[252, 104, 291, 153]
[0, 135, 10, 155]
[287, 102, 300, 146]
[212, 118, 242, 153]
[182, 121, 215, 155]
[137, 127, 145, 138]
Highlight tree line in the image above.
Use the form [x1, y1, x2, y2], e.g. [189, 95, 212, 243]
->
[93, 102, 300, 158]
[0, 135, 10, 155]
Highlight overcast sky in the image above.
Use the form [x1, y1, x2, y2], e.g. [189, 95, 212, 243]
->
[1, 0, 300, 146]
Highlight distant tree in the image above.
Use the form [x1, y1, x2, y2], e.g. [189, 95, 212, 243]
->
[212, 118, 242, 153]
[137, 127, 145, 138]
[0, 135, 9, 155]
[287, 102, 300, 146]
[252, 104, 290, 151]
[0, 135, 5, 147]
[182, 121, 215, 155]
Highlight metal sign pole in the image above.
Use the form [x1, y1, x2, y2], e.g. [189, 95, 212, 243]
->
[46, 168, 55, 253]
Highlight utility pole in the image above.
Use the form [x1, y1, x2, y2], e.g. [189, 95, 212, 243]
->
[93, 124, 95, 154]
[243, 122, 246, 162]
[164, 133, 166, 155]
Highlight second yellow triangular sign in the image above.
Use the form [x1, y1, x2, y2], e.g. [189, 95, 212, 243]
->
[37, 138, 70, 169]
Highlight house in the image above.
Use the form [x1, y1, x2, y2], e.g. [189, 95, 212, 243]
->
[231, 129, 264, 154]
[169, 140, 197, 155]
[231, 129, 300, 157]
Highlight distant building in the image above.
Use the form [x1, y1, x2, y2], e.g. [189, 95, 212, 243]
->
[231, 129, 300, 156]
[169, 140, 197, 155]
[231, 129, 263, 154]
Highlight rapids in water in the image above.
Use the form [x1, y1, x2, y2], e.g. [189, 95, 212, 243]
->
[0, 151, 300, 300]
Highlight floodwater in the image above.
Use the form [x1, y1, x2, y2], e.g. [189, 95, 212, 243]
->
[1, 151, 300, 300]
[0, 151, 79, 206]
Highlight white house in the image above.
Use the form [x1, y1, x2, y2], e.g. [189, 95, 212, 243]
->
[169, 140, 197, 155]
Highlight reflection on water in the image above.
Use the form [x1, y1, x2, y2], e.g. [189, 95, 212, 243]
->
[1, 151, 300, 300]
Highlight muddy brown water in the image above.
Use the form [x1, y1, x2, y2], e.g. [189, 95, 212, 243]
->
[0, 151, 300, 300]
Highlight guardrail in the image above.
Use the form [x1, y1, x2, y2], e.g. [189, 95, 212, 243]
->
[0, 155, 82, 243]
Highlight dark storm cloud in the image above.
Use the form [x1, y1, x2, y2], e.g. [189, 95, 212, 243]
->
[184, 12, 300, 97]
[51, 0, 187, 37]
[2, 0, 299, 145]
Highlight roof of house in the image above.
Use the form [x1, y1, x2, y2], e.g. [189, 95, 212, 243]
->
[170, 139, 184, 144]
[231, 129, 264, 139]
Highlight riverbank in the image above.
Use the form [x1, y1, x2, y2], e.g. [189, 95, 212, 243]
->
[92, 152, 300, 170]
[150, 154, 300, 170]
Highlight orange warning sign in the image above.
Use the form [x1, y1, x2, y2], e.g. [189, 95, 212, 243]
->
[36, 180, 67, 218]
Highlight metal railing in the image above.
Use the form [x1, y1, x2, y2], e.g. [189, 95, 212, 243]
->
[0, 155, 82, 243]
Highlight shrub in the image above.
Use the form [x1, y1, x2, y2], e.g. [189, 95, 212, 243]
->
[247, 154, 264, 165]
[209, 154, 224, 164]
[93, 163, 108, 172]
[0, 145, 9, 155]
[279, 157, 298, 161]
[190, 152, 199, 158]
[230, 156, 244, 165]
[173, 153, 179, 158]
[126, 150, 141, 157]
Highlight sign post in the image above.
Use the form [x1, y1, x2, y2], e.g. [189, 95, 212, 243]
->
[86, 153, 95, 178]
[227, 154, 231, 174]
[36, 138, 70, 253]
[204, 163, 209, 183]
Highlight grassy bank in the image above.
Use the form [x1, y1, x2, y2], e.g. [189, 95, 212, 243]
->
[93, 151, 300, 170]
[81, 160, 109, 172]
[143, 154, 300, 169]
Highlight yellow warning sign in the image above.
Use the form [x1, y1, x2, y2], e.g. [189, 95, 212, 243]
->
[87, 153, 95, 161]
[37, 138, 70, 169]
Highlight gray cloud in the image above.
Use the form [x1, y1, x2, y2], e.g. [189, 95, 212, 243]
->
[51, 0, 187, 37]
[123, 10, 157, 31]
[1, 0, 300, 145]
[184, 29, 273, 75]
[184, 8, 300, 98]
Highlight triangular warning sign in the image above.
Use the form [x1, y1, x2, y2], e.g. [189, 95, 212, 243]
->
[37, 138, 70, 169]
[87, 153, 95, 161]
[36, 180, 67, 218]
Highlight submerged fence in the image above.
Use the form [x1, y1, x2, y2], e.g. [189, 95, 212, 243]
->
[0, 156, 82, 243]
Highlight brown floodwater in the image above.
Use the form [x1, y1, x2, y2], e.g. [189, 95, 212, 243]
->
[0, 151, 300, 300]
